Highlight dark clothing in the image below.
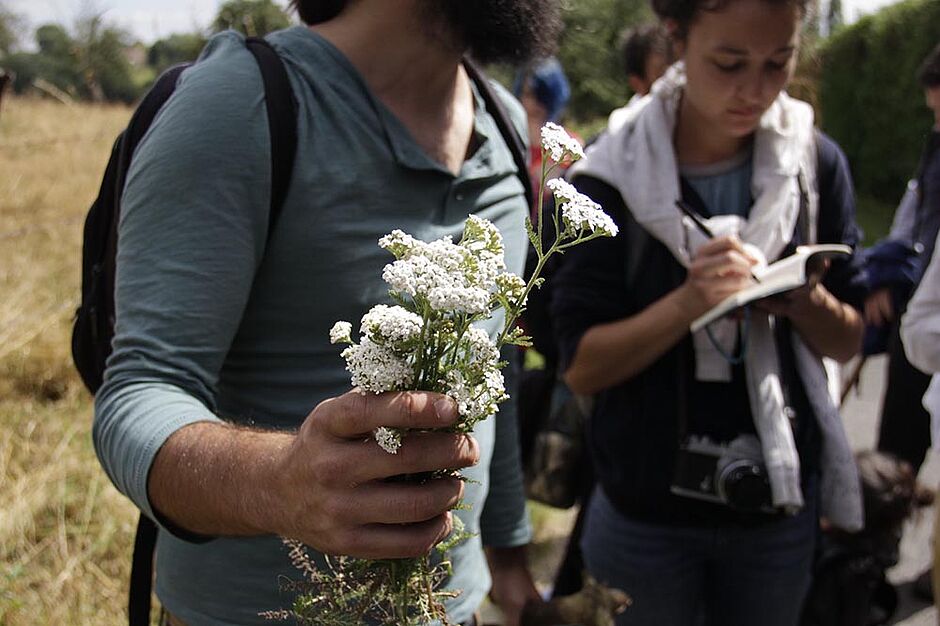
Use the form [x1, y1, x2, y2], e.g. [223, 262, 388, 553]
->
[878, 317, 934, 473]
[551, 132, 864, 527]
[876, 130, 940, 474]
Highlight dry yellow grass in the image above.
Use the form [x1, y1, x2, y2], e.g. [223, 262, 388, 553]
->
[0, 97, 141, 625]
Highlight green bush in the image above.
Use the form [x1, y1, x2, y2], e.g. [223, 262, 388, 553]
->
[556, 0, 652, 123]
[818, 0, 940, 204]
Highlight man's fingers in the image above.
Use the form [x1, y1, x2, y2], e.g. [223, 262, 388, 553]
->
[344, 478, 465, 525]
[323, 390, 459, 438]
[326, 514, 454, 560]
[345, 432, 479, 483]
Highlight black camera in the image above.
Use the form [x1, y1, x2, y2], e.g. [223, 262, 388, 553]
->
[670, 435, 775, 513]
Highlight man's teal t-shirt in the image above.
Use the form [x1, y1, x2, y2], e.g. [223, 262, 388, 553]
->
[93, 26, 532, 625]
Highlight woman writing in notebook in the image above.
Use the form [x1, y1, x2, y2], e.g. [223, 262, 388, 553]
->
[550, 0, 865, 623]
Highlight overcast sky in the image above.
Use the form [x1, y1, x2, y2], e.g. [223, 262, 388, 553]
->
[8, 0, 903, 45]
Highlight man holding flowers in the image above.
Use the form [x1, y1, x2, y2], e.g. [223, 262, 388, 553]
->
[92, 1, 566, 624]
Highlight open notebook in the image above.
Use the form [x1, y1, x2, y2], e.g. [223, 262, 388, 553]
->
[690, 244, 852, 333]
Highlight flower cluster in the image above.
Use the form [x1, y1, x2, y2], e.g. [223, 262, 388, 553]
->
[546, 178, 619, 238]
[331, 216, 520, 453]
[280, 123, 616, 626]
[541, 121, 585, 163]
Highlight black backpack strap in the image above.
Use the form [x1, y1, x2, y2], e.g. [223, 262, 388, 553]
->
[127, 516, 158, 626]
[117, 64, 191, 192]
[462, 58, 534, 212]
[246, 37, 298, 235]
[126, 39, 297, 626]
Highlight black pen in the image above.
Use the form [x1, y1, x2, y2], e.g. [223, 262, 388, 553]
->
[675, 199, 716, 239]
[674, 199, 761, 283]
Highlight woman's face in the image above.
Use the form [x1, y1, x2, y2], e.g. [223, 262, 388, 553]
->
[675, 0, 801, 139]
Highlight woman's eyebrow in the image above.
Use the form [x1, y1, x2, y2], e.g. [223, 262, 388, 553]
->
[713, 45, 797, 55]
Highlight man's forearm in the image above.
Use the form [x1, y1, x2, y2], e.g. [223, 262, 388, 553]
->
[144, 391, 477, 560]
[148, 421, 292, 537]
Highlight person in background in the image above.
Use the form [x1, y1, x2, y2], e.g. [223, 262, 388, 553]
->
[0, 70, 11, 118]
[862, 42, 940, 600]
[900, 227, 940, 611]
[621, 23, 672, 100]
[513, 57, 575, 215]
[91, 1, 563, 625]
[869, 42, 940, 478]
[552, 0, 866, 621]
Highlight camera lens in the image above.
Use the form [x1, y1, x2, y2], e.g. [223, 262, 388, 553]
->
[718, 460, 771, 511]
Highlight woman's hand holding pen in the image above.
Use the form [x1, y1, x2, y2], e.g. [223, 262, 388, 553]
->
[679, 236, 760, 317]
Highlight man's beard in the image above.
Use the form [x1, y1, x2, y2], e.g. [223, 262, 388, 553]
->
[422, 0, 563, 65]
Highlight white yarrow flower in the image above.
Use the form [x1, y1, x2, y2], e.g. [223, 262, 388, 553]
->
[428, 285, 490, 315]
[378, 229, 422, 259]
[464, 326, 500, 365]
[373, 426, 402, 454]
[329, 321, 352, 344]
[540, 122, 584, 163]
[548, 178, 619, 237]
[562, 200, 619, 237]
[315, 134, 611, 624]
[495, 272, 526, 305]
[361, 305, 423, 347]
[341, 338, 413, 393]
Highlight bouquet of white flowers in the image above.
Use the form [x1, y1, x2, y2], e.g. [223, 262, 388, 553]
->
[272, 123, 616, 625]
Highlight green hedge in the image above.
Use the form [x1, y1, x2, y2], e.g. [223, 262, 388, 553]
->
[818, 0, 940, 204]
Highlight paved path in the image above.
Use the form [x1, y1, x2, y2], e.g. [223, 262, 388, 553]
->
[841, 355, 937, 626]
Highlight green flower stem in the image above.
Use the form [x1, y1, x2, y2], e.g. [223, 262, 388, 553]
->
[496, 238, 559, 348]
[535, 157, 548, 256]
[447, 317, 470, 368]
[535, 154, 561, 257]
[414, 302, 432, 388]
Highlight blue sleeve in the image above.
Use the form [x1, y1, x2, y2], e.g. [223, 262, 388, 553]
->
[815, 131, 867, 310]
[92, 31, 272, 535]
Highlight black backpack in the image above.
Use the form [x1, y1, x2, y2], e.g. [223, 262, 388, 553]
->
[71, 37, 299, 394]
[70, 38, 530, 625]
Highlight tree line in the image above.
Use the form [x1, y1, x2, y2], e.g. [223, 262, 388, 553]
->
[0, 0, 291, 103]
[1, 0, 845, 121]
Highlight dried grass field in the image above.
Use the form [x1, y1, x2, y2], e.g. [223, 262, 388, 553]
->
[0, 97, 576, 625]
[0, 97, 139, 625]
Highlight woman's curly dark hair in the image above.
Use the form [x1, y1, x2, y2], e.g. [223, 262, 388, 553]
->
[290, 0, 348, 25]
[651, 0, 810, 39]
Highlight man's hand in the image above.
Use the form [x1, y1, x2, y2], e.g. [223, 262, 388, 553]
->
[486, 546, 541, 626]
[864, 288, 895, 327]
[269, 390, 480, 559]
[680, 236, 759, 317]
[149, 390, 480, 561]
